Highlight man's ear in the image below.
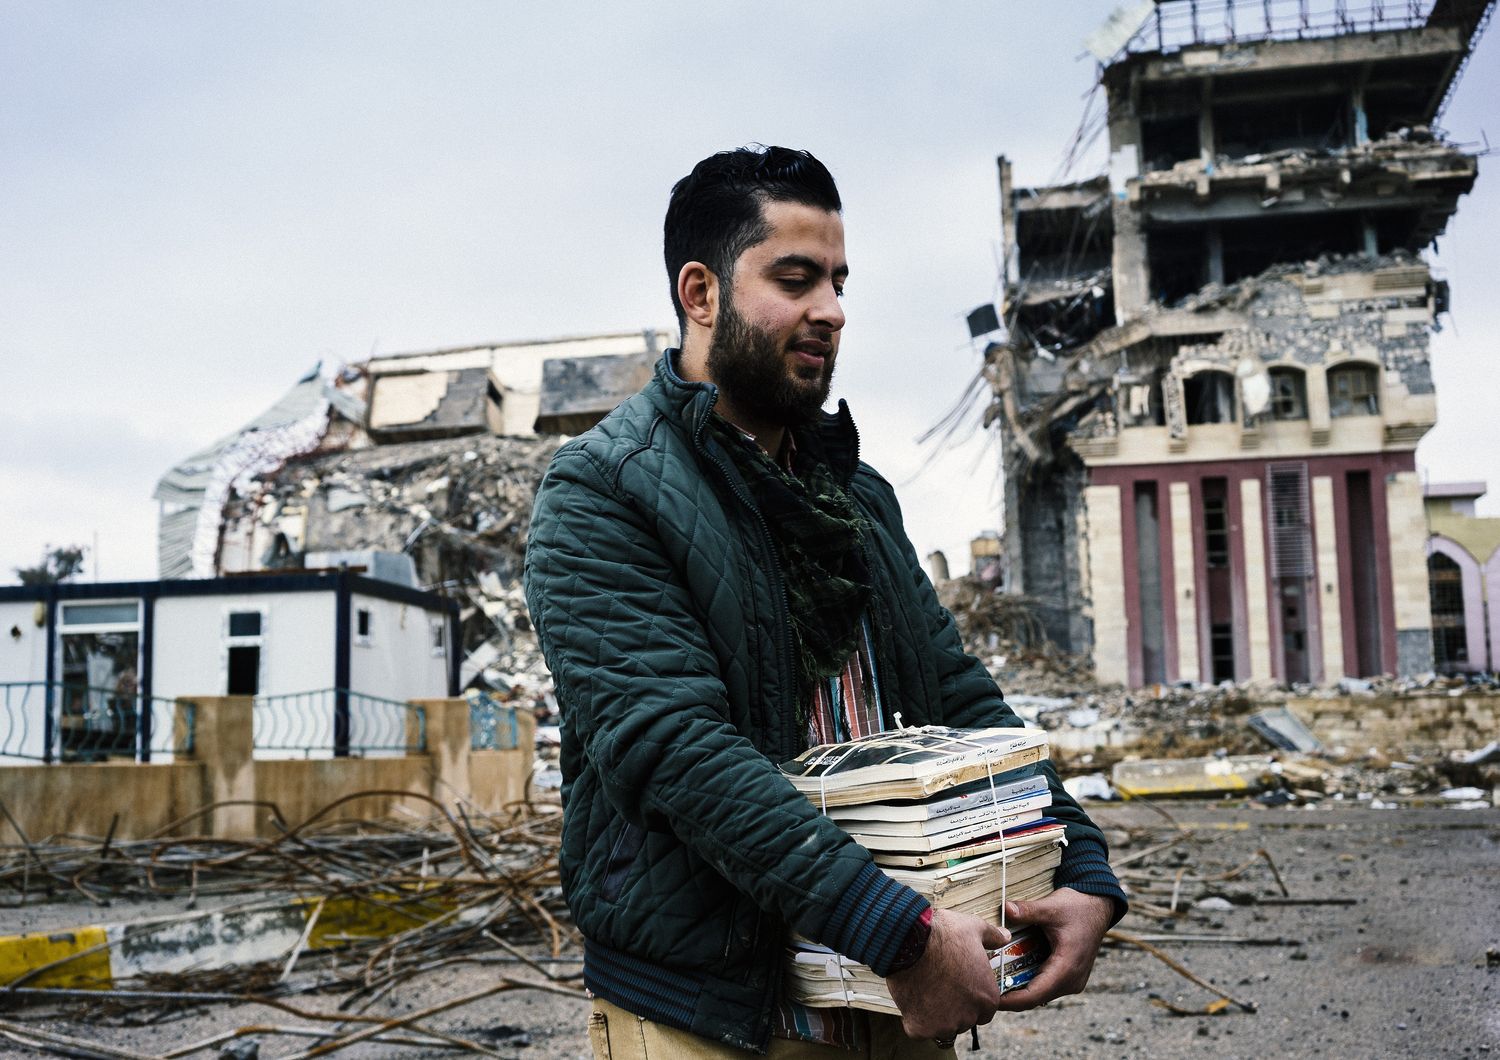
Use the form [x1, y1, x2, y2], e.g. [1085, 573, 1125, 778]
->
[677, 262, 719, 329]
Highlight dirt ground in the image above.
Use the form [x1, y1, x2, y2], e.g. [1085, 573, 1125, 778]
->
[3, 799, 1498, 1059]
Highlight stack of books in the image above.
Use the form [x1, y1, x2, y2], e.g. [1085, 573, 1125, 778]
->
[779, 726, 1065, 1013]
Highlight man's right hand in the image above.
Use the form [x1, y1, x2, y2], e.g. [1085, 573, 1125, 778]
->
[884, 909, 1008, 1041]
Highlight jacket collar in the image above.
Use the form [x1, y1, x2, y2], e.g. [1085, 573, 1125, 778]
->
[651, 348, 861, 485]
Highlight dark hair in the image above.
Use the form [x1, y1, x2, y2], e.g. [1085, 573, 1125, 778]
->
[663, 145, 841, 331]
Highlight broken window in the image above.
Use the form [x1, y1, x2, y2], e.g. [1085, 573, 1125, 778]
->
[1214, 94, 1349, 157]
[1203, 492, 1229, 568]
[1219, 213, 1362, 285]
[225, 608, 264, 697]
[1268, 367, 1307, 420]
[1428, 553, 1468, 670]
[1200, 477, 1235, 684]
[1269, 463, 1313, 684]
[1147, 227, 1208, 304]
[1328, 364, 1380, 417]
[1141, 114, 1199, 172]
[1183, 371, 1236, 425]
[1267, 463, 1313, 579]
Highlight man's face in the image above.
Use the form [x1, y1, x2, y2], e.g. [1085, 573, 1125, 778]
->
[705, 201, 847, 428]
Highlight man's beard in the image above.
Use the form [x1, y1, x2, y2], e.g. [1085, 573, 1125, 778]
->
[705, 292, 835, 428]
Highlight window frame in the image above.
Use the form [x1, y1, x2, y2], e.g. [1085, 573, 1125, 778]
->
[1328, 363, 1380, 418]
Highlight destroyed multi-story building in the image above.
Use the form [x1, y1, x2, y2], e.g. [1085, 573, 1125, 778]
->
[989, 0, 1492, 687]
[153, 329, 670, 693]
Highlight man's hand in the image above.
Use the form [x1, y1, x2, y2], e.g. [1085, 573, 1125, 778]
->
[885, 909, 1008, 1041]
[992, 889, 1113, 1011]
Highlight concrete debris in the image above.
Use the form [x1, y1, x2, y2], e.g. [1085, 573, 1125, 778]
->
[217, 432, 561, 690]
[939, 573, 1500, 799]
[1439, 786, 1488, 801]
[367, 366, 503, 442]
[1063, 772, 1117, 801]
[1112, 755, 1277, 798]
[1462, 741, 1500, 765]
[1247, 707, 1323, 754]
[153, 330, 671, 721]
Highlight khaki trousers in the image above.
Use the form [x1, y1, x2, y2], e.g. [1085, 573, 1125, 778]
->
[588, 997, 957, 1059]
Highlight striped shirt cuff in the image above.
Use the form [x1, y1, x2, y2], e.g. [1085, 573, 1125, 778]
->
[1054, 834, 1129, 926]
[821, 861, 931, 977]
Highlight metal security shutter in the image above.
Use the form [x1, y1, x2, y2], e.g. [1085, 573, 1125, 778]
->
[1267, 462, 1313, 579]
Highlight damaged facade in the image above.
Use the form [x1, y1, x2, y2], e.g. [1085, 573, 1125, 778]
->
[990, 0, 1492, 686]
[154, 329, 670, 693]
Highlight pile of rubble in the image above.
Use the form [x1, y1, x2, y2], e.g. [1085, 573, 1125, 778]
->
[940, 575, 1500, 805]
[219, 433, 561, 700]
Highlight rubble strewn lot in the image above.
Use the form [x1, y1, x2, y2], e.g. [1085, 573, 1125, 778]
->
[5, 801, 1495, 1058]
[940, 577, 1500, 803]
[3, 590, 1494, 1057]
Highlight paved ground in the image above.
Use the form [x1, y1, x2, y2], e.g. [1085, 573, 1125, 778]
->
[3, 799, 1497, 1059]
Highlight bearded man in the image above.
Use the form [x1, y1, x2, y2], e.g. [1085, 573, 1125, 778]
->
[524, 146, 1125, 1059]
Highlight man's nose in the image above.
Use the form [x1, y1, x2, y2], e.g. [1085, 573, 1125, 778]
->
[810, 281, 846, 331]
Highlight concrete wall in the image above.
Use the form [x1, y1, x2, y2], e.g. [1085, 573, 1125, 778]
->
[153, 592, 334, 700]
[0, 696, 534, 842]
[255, 756, 439, 831]
[0, 761, 206, 840]
[1293, 692, 1500, 756]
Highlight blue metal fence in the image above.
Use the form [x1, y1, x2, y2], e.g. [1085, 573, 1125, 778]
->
[253, 689, 426, 757]
[0, 682, 196, 763]
[467, 690, 521, 751]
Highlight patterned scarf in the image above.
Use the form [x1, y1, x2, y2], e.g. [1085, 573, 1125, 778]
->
[708, 416, 873, 707]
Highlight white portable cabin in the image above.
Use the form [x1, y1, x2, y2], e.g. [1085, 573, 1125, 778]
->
[0, 571, 459, 763]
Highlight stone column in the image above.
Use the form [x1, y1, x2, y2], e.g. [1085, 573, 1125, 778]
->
[410, 698, 471, 812]
[186, 696, 256, 840]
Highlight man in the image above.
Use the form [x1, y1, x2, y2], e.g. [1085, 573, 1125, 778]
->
[524, 146, 1125, 1058]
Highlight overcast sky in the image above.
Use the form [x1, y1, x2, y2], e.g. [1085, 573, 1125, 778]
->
[2, 1, 1497, 585]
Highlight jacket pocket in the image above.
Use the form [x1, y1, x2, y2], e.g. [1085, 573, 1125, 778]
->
[600, 822, 646, 902]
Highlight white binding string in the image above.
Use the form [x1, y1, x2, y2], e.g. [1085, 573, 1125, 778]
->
[813, 738, 866, 1012]
[926, 727, 1025, 996]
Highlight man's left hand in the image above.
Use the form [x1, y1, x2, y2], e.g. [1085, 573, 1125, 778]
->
[992, 889, 1114, 1011]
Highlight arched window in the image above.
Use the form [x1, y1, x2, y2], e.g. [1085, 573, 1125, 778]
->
[1427, 552, 1468, 671]
[1328, 363, 1379, 417]
[1183, 370, 1236, 425]
[1268, 366, 1307, 420]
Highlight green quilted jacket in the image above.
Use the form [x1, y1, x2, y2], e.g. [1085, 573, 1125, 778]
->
[524, 351, 1120, 1051]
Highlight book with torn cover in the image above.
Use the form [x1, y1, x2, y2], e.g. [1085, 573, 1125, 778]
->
[870, 820, 1067, 869]
[837, 791, 1052, 849]
[880, 841, 1062, 923]
[824, 772, 1047, 825]
[780, 726, 1049, 808]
